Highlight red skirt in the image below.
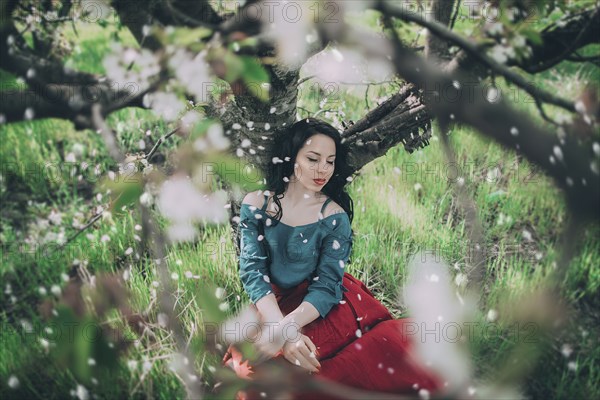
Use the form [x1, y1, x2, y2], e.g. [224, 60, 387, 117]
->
[221, 272, 442, 399]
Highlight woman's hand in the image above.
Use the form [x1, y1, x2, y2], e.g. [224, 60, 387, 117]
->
[282, 334, 321, 373]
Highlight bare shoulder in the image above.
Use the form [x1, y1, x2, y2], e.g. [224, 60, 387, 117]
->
[323, 200, 346, 218]
[242, 190, 266, 208]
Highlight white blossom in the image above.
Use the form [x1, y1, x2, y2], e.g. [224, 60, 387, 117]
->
[568, 361, 577, 371]
[158, 177, 226, 223]
[143, 91, 185, 122]
[553, 146, 564, 162]
[51, 285, 61, 296]
[485, 22, 504, 36]
[48, 210, 63, 225]
[75, 384, 89, 400]
[486, 87, 501, 103]
[260, 1, 314, 68]
[561, 343, 573, 358]
[454, 273, 468, 287]
[180, 110, 202, 133]
[168, 48, 213, 102]
[403, 252, 475, 391]
[167, 222, 197, 242]
[24, 108, 34, 120]
[103, 43, 161, 88]
[489, 45, 508, 63]
[303, 45, 393, 93]
[72, 143, 85, 158]
[486, 167, 501, 183]
[419, 389, 431, 399]
[206, 124, 230, 151]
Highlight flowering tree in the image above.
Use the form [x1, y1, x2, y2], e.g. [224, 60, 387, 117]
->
[1, 0, 599, 398]
[2, 0, 598, 215]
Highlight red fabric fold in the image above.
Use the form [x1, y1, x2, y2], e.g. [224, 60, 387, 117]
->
[220, 272, 442, 399]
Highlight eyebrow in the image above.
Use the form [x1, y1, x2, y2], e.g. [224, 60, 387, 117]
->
[307, 151, 335, 157]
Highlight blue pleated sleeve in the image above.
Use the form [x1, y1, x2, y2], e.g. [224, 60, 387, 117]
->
[303, 213, 352, 318]
[238, 203, 273, 304]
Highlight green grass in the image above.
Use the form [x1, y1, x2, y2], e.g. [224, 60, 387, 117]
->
[1, 11, 599, 400]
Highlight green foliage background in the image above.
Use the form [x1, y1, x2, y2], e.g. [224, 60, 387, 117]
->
[1, 3, 598, 398]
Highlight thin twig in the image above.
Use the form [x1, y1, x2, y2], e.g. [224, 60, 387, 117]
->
[59, 212, 104, 249]
[145, 127, 180, 161]
[373, 7, 600, 220]
[162, 0, 220, 30]
[449, 0, 461, 30]
[379, 1, 578, 114]
[297, 75, 317, 85]
[296, 106, 312, 118]
[534, 97, 561, 127]
[524, 7, 600, 73]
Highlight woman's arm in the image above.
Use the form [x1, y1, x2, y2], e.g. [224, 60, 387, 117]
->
[252, 298, 319, 367]
[298, 211, 353, 321]
[279, 301, 319, 331]
[240, 191, 286, 324]
[238, 192, 280, 305]
[255, 293, 285, 323]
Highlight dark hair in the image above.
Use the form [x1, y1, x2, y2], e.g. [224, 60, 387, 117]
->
[265, 117, 356, 225]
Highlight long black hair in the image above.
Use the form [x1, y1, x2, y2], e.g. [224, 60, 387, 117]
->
[265, 117, 356, 225]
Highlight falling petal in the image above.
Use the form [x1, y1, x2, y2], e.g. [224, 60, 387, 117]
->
[486, 87, 501, 103]
[8, 375, 20, 389]
[553, 146, 564, 162]
[561, 343, 573, 358]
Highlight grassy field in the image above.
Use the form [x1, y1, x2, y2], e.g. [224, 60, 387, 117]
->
[1, 7, 599, 400]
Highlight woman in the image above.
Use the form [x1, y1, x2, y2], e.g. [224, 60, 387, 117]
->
[222, 118, 441, 399]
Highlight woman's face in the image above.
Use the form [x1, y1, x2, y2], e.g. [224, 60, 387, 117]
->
[293, 133, 336, 192]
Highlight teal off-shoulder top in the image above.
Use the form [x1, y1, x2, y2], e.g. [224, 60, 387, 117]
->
[238, 192, 352, 318]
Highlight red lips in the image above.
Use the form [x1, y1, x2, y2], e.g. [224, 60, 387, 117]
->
[313, 179, 326, 185]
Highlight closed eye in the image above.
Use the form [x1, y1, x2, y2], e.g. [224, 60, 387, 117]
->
[308, 157, 334, 165]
